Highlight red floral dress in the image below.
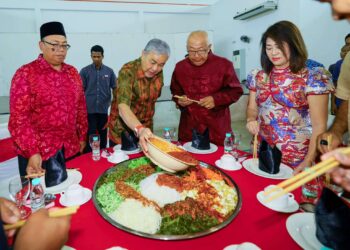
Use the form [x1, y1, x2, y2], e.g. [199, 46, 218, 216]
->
[9, 55, 88, 160]
[247, 67, 334, 167]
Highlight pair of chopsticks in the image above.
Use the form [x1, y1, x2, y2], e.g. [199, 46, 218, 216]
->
[253, 134, 258, 159]
[24, 168, 80, 179]
[264, 147, 350, 203]
[4, 206, 79, 231]
[325, 135, 333, 186]
[174, 95, 199, 104]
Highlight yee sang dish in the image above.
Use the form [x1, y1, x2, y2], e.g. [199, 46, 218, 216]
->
[95, 157, 239, 237]
[148, 137, 198, 165]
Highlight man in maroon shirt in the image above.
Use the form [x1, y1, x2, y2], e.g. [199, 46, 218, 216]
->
[170, 30, 243, 145]
[9, 22, 88, 177]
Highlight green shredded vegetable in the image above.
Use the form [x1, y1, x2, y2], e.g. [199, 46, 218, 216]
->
[128, 157, 152, 169]
[96, 182, 124, 213]
[125, 172, 147, 186]
[158, 215, 218, 235]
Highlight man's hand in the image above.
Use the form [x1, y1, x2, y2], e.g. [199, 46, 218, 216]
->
[14, 208, 71, 250]
[79, 141, 86, 153]
[0, 198, 20, 237]
[198, 96, 215, 109]
[177, 95, 193, 107]
[317, 131, 342, 154]
[26, 153, 43, 175]
[138, 127, 153, 154]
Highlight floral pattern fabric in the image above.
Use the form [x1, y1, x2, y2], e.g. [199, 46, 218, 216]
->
[108, 58, 163, 143]
[9, 55, 88, 160]
[247, 67, 334, 167]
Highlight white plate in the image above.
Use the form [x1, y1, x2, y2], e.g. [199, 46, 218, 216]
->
[59, 187, 92, 207]
[183, 142, 218, 154]
[286, 213, 324, 250]
[113, 144, 142, 155]
[256, 191, 299, 213]
[223, 242, 261, 250]
[215, 160, 242, 171]
[107, 155, 130, 164]
[242, 158, 293, 180]
[40, 170, 82, 195]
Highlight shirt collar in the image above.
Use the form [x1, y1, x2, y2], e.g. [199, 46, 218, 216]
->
[91, 63, 104, 70]
[37, 54, 68, 72]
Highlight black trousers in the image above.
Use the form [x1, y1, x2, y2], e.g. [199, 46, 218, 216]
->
[86, 113, 108, 152]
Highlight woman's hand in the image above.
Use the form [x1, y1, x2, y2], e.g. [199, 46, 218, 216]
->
[246, 120, 259, 135]
[293, 158, 313, 175]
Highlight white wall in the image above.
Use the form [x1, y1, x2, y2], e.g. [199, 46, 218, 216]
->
[211, 0, 349, 80]
[0, 0, 213, 96]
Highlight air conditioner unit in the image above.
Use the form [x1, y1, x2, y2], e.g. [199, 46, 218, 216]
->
[233, 1, 278, 20]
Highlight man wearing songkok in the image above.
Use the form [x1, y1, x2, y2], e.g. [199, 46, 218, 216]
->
[80, 45, 116, 152]
[9, 21, 88, 177]
[108, 38, 170, 151]
[170, 30, 243, 145]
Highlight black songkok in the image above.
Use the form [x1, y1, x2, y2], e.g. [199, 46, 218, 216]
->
[40, 21, 66, 39]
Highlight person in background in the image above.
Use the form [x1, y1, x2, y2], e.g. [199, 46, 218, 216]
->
[0, 197, 70, 249]
[108, 38, 170, 151]
[8, 21, 87, 176]
[329, 44, 350, 115]
[80, 45, 117, 152]
[319, 0, 350, 20]
[246, 20, 333, 171]
[170, 30, 243, 145]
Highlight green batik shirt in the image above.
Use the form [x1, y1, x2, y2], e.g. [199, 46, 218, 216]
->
[108, 57, 164, 143]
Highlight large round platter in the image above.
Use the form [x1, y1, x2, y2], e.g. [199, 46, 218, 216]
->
[93, 157, 242, 240]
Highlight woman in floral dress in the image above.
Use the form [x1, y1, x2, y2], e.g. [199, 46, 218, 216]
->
[246, 20, 334, 170]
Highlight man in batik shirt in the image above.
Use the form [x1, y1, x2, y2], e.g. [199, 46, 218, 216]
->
[9, 21, 87, 176]
[108, 38, 170, 151]
[171, 30, 243, 145]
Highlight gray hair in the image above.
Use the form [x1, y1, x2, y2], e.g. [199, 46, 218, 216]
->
[144, 38, 170, 57]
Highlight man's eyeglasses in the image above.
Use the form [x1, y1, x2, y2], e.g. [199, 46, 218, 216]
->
[42, 40, 71, 51]
[187, 48, 209, 56]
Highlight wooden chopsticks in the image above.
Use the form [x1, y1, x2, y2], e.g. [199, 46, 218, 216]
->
[24, 172, 45, 179]
[253, 134, 258, 159]
[23, 168, 80, 179]
[174, 95, 200, 104]
[4, 206, 79, 231]
[264, 147, 350, 203]
[327, 134, 333, 151]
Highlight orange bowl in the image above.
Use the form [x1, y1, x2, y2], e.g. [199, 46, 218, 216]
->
[146, 136, 198, 172]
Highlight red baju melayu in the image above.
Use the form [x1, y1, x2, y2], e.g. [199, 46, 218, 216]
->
[9, 55, 88, 160]
[170, 52, 243, 146]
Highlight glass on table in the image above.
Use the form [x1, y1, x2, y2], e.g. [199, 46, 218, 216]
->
[163, 127, 180, 145]
[8, 176, 31, 219]
[232, 132, 242, 158]
[89, 134, 101, 161]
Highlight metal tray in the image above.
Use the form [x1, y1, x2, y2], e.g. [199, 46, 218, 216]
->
[92, 157, 242, 240]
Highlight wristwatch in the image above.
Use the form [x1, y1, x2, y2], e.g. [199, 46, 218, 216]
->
[134, 125, 145, 137]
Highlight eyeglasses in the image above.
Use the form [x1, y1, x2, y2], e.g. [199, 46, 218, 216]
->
[187, 48, 209, 56]
[42, 40, 71, 51]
